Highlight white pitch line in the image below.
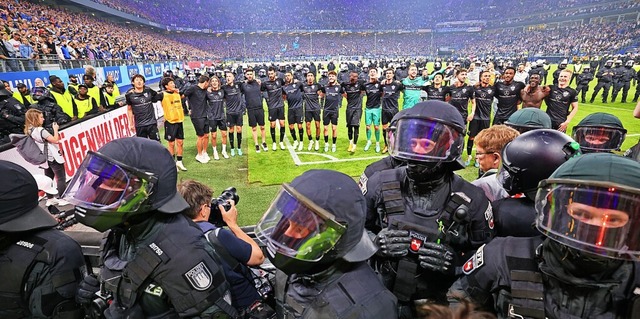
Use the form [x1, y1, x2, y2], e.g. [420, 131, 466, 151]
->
[284, 137, 385, 165]
[628, 133, 640, 137]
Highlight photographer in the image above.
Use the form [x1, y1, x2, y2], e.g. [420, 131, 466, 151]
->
[177, 180, 269, 317]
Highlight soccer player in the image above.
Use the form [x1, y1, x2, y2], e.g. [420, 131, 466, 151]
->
[493, 66, 525, 125]
[363, 68, 382, 152]
[423, 73, 450, 101]
[448, 68, 475, 123]
[283, 72, 305, 151]
[242, 68, 268, 153]
[467, 70, 495, 167]
[544, 69, 579, 132]
[402, 64, 428, 109]
[321, 71, 344, 152]
[206, 76, 229, 160]
[126, 74, 161, 141]
[342, 70, 366, 153]
[160, 77, 187, 171]
[183, 75, 212, 163]
[261, 67, 286, 151]
[222, 72, 245, 156]
[302, 72, 323, 151]
[520, 74, 550, 108]
[380, 68, 404, 154]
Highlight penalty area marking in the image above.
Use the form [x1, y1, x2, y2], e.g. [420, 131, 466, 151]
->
[285, 138, 384, 166]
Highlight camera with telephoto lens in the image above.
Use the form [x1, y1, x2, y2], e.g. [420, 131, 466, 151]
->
[209, 187, 240, 227]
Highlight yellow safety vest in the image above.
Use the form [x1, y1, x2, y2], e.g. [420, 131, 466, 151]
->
[50, 90, 75, 117]
[12, 91, 34, 106]
[104, 91, 117, 106]
[87, 85, 101, 106]
[161, 91, 184, 124]
[74, 96, 96, 119]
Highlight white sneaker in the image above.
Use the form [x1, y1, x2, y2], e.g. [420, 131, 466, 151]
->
[308, 141, 314, 151]
[221, 150, 229, 159]
[56, 198, 70, 206]
[262, 142, 269, 151]
[280, 142, 286, 150]
[351, 144, 357, 153]
[203, 152, 210, 161]
[292, 140, 299, 149]
[364, 140, 372, 151]
[272, 142, 277, 151]
[213, 150, 220, 160]
[195, 154, 207, 164]
[45, 198, 58, 207]
[375, 142, 381, 153]
[298, 141, 304, 151]
[331, 144, 336, 152]
[314, 140, 320, 151]
[176, 161, 188, 171]
[324, 143, 329, 152]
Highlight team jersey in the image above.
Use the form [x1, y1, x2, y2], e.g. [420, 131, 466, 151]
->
[126, 87, 160, 127]
[448, 84, 474, 118]
[260, 78, 285, 110]
[302, 83, 322, 111]
[183, 85, 210, 119]
[283, 82, 304, 109]
[545, 85, 578, 124]
[322, 83, 344, 113]
[473, 85, 495, 120]
[380, 80, 404, 111]
[241, 80, 263, 110]
[494, 81, 525, 120]
[161, 90, 184, 124]
[364, 81, 382, 109]
[222, 83, 245, 115]
[402, 76, 428, 109]
[423, 85, 451, 101]
[342, 81, 365, 110]
[206, 89, 225, 120]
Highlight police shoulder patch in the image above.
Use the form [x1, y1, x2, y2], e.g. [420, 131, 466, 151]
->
[358, 173, 368, 195]
[462, 244, 485, 275]
[184, 261, 213, 291]
[484, 204, 494, 230]
[144, 283, 164, 297]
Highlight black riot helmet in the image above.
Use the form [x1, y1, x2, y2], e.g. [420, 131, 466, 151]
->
[498, 129, 581, 199]
[31, 86, 52, 102]
[255, 170, 377, 275]
[163, 70, 173, 78]
[572, 112, 626, 153]
[387, 101, 466, 182]
[62, 137, 189, 232]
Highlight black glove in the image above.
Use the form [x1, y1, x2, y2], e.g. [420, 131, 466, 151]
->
[76, 274, 100, 306]
[374, 229, 411, 258]
[417, 242, 456, 275]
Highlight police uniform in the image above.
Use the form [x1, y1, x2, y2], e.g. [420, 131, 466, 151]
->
[0, 161, 85, 319]
[611, 63, 636, 103]
[0, 92, 27, 142]
[575, 70, 594, 103]
[590, 63, 615, 103]
[491, 197, 538, 237]
[448, 236, 640, 319]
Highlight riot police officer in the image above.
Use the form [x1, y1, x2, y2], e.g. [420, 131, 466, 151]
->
[552, 59, 567, 86]
[64, 137, 237, 318]
[575, 65, 594, 103]
[448, 153, 640, 319]
[612, 60, 636, 103]
[504, 107, 552, 133]
[572, 112, 627, 154]
[493, 130, 581, 237]
[611, 59, 625, 101]
[256, 169, 398, 319]
[0, 86, 26, 144]
[30, 87, 71, 133]
[590, 59, 615, 103]
[0, 160, 85, 318]
[364, 101, 494, 318]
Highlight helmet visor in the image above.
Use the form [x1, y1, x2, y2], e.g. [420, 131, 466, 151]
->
[31, 86, 47, 99]
[389, 118, 461, 162]
[62, 151, 156, 212]
[535, 179, 640, 260]
[255, 184, 346, 262]
[572, 126, 626, 152]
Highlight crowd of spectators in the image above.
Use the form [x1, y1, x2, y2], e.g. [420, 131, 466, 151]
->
[0, 0, 215, 71]
[90, 0, 624, 31]
[170, 21, 640, 60]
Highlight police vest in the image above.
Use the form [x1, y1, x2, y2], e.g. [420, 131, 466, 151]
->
[73, 97, 94, 119]
[275, 263, 397, 319]
[50, 89, 75, 118]
[99, 215, 238, 318]
[0, 230, 83, 319]
[500, 237, 640, 319]
[375, 169, 493, 302]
